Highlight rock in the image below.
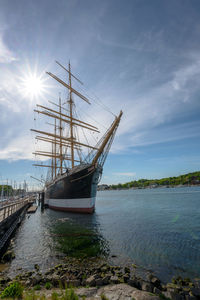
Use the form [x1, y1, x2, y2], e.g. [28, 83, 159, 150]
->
[184, 278, 192, 284]
[2, 250, 15, 262]
[153, 287, 162, 295]
[128, 277, 140, 289]
[141, 281, 153, 293]
[45, 269, 53, 276]
[102, 275, 111, 285]
[97, 283, 160, 300]
[124, 267, 130, 273]
[25, 280, 31, 286]
[101, 266, 108, 273]
[60, 274, 68, 284]
[185, 295, 197, 300]
[67, 279, 80, 287]
[116, 271, 123, 277]
[81, 279, 86, 286]
[190, 287, 200, 297]
[51, 274, 60, 287]
[44, 275, 53, 283]
[34, 264, 40, 271]
[54, 264, 63, 269]
[96, 278, 103, 286]
[93, 273, 101, 280]
[31, 275, 42, 286]
[163, 291, 184, 300]
[150, 276, 161, 288]
[193, 279, 200, 289]
[77, 271, 83, 279]
[76, 287, 98, 298]
[99, 263, 107, 269]
[161, 284, 167, 291]
[166, 283, 182, 292]
[172, 277, 178, 284]
[182, 287, 191, 294]
[123, 273, 130, 283]
[110, 276, 119, 284]
[175, 276, 186, 286]
[86, 275, 96, 287]
[110, 266, 121, 275]
[0, 276, 10, 284]
[148, 274, 154, 281]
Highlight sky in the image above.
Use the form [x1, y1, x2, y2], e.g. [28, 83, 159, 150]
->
[0, 0, 200, 188]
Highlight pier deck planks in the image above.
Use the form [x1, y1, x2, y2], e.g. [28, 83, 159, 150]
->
[27, 205, 38, 214]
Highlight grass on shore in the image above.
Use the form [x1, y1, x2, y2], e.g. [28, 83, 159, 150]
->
[0, 281, 80, 300]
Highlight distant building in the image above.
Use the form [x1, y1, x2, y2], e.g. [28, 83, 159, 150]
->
[97, 184, 109, 191]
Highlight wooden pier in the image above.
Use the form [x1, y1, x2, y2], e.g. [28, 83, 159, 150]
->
[27, 205, 38, 214]
[0, 196, 34, 257]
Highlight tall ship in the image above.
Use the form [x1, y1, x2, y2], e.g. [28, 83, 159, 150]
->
[31, 61, 122, 213]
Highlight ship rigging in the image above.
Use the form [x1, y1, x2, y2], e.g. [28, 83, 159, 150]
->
[31, 61, 122, 213]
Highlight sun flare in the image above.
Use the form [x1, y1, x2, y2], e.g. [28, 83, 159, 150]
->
[24, 75, 43, 95]
[20, 71, 47, 99]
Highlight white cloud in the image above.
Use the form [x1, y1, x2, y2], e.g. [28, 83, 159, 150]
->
[172, 57, 200, 97]
[0, 34, 16, 63]
[97, 29, 165, 54]
[108, 54, 200, 152]
[0, 134, 34, 161]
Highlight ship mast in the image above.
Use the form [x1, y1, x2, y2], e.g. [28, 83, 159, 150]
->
[54, 119, 57, 177]
[68, 62, 74, 168]
[31, 61, 99, 180]
[59, 95, 63, 173]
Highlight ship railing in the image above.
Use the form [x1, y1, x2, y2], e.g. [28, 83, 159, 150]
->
[0, 198, 30, 223]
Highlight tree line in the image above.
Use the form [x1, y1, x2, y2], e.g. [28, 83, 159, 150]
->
[109, 171, 200, 190]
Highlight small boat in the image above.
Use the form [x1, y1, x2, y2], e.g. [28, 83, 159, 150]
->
[31, 61, 122, 213]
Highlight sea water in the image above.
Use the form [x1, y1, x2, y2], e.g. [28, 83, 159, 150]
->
[7, 186, 200, 282]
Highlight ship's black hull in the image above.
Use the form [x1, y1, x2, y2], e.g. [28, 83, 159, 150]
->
[44, 164, 101, 213]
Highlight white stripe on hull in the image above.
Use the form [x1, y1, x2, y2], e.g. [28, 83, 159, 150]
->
[45, 197, 96, 209]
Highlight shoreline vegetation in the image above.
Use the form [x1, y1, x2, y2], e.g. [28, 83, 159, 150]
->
[0, 256, 200, 299]
[98, 171, 200, 191]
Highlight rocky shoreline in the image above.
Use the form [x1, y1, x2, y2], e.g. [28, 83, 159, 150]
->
[0, 256, 200, 299]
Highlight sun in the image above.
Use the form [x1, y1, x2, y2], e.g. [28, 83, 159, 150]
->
[19, 68, 48, 100]
[21, 73, 46, 99]
[23, 75, 43, 96]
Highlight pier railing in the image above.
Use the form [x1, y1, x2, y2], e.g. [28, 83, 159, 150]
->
[0, 198, 30, 223]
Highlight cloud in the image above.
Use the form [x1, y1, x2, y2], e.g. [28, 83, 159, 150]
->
[97, 29, 165, 54]
[0, 134, 33, 161]
[172, 56, 200, 94]
[108, 54, 200, 152]
[0, 34, 16, 63]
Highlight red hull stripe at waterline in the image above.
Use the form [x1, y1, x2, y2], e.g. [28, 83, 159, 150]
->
[48, 205, 95, 214]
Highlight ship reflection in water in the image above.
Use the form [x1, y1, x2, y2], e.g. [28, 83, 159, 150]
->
[51, 214, 109, 259]
[7, 206, 109, 277]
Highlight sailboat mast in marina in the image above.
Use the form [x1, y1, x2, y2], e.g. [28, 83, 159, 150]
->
[31, 61, 123, 213]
